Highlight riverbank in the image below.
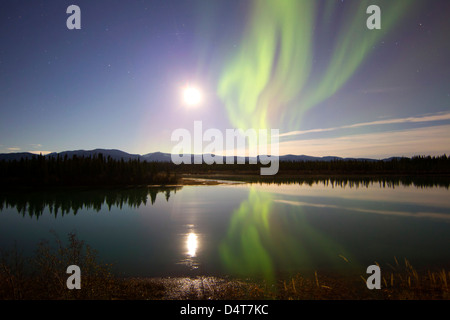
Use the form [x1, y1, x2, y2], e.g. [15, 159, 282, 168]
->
[2, 271, 448, 300]
[2, 172, 449, 191]
[109, 261, 450, 300]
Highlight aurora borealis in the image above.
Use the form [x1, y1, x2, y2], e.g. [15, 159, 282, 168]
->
[217, 0, 314, 131]
[217, 0, 416, 132]
[219, 186, 356, 282]
[1, 0, 449, 158]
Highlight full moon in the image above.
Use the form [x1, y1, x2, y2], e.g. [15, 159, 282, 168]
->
[183, 86, 202, 107]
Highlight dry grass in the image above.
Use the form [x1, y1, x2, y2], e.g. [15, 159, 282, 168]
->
[271, 258, 449, 300]
[0, 232, 117, 300]
[1, 238, 448, 300]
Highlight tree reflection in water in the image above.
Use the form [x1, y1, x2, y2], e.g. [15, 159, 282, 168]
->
[0, 186, 182, 219]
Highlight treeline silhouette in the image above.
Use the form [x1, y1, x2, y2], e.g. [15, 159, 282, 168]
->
[0, 153, 178, 188]
[208, 175, 450, 189]
[171, 154, 450, 174]
[1, 154, 449, 189]
[276, 155, 450, 175]
[0, 186, 181, 219]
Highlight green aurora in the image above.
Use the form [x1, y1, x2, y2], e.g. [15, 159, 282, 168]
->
[219, 187, 357, 282]
[217, 0, 420, 132]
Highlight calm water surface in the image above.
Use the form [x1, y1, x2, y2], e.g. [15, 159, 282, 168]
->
[1, 179, 450, 280]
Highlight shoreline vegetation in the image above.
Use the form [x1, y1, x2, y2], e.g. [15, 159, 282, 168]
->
[0, 233, 448, 300]
[1, 153, 450, 189]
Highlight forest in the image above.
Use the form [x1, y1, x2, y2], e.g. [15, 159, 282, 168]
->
[0, 153, 449, 188]
[0, 153, 178, 188]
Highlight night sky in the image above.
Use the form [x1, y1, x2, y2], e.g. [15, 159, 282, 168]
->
[1, 0, 449, 158]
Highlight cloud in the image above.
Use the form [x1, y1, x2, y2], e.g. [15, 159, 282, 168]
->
[7, 147, 21, 152]
[279, 112, 450, 138]
[279, 124, 450, 158]
[274, 199, 450, 222]
[28, 151, 53, 155]
[360, 86, 409, 94]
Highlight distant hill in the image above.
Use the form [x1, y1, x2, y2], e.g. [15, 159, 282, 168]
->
[0, 149, 141, 162]
[50, 149, 141, 161]
[0, 149, 404, 163]
[0, 152, 36, 161]
[141, 151, 172, 162]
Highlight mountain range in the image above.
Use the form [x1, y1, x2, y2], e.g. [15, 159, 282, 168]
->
[0, 149, 401, 162]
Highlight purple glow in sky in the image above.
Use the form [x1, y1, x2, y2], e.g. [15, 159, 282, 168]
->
[0, 0, 449, 158]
